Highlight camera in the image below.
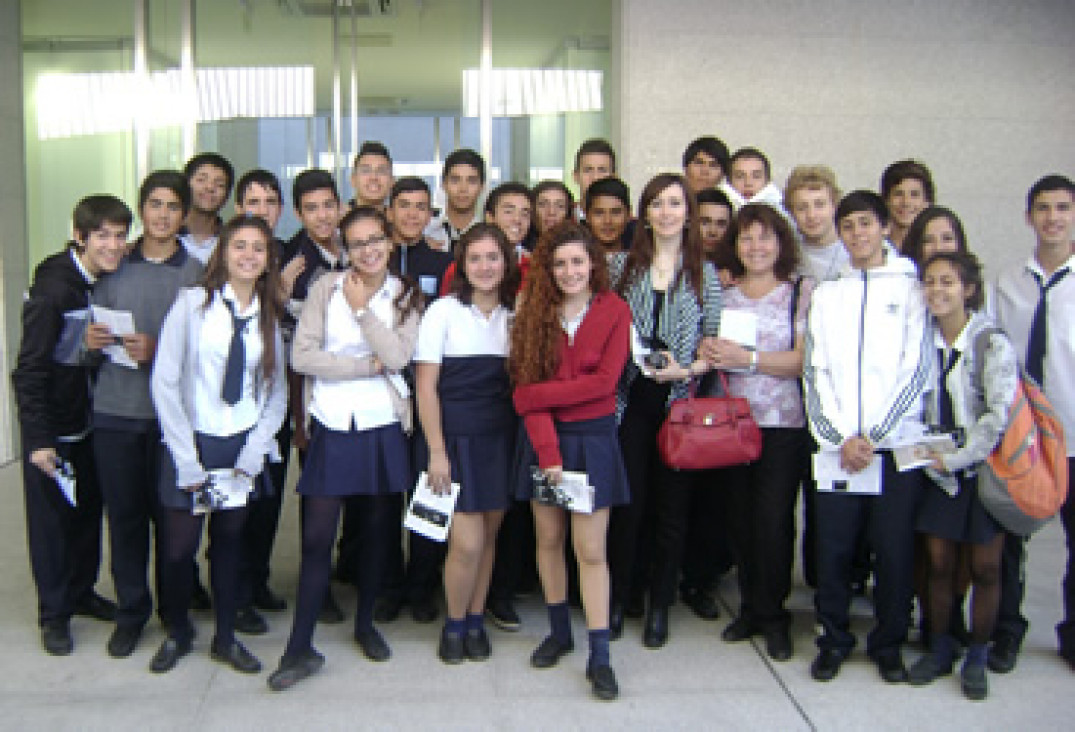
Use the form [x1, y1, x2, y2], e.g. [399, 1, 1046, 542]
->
[643, 351, 669, 370]
[531, 467, 572, 509]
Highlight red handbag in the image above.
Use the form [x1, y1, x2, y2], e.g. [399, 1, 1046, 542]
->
[657, 372, 762, 470]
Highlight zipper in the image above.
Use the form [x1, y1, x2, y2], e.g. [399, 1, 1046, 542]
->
[857, 269, 867, 436]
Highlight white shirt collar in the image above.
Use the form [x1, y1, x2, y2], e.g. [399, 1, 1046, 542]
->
[1025, 252, 1075, 279]
[222, 282, 260, 318]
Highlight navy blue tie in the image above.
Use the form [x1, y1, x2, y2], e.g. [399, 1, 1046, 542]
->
[937, 347, 960, 432]
[1026, 267, 1068, 386]
[222, 299, 253, 406]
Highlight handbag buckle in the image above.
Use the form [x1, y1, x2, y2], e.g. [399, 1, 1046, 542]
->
[703, 413, 715, 426]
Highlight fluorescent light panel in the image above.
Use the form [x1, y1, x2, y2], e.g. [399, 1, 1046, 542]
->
[462, 68, 603, 118]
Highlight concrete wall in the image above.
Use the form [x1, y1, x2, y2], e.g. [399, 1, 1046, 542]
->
[613, 0, 1075, 276]
[0, 0, 26, 463]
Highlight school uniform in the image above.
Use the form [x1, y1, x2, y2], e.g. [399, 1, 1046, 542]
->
[12, 247, 107, 630]
[151, 284, 287, 644]
[414, 295, 514, 512]
[917, 312, 1018, 544]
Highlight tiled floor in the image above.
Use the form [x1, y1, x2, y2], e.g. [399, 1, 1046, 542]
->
[0, 458, 1072, 730]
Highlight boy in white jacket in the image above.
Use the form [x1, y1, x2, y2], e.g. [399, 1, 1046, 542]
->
[803, 190, 933, 684]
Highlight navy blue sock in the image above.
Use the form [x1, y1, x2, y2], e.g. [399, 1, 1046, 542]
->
[588, 629, 611, 668]
[548, 602, 572, 644]
[466, 612, 484, 634]
[444, 616, 466, 636]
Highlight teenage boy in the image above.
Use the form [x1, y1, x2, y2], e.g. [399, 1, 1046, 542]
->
[388, 177, 453, 297]
[697, 187, 734, 255]
[425, 148, 486, 252]
[283, 169, 347, 623]
[572, 138, 616, 220]
[682, 136, 732, 194]
[349, 141, 394, 211]
[89, 171, 205, 658]
[803, 190, 932, 684]
[725, 147, 787, 215]
[13, 194, 132, 656]
[785, 165, 848, 283]
[230, 169, 298, 634]
[990, 174, 1075, 673]
[880, 159, 935, 251]
[584, 177, 634, 252]
[179, 152, 234, 264]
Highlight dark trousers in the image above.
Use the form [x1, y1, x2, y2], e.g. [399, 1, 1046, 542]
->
[814, 453, 923, 657]
[725, 428, 806, 630]
[95, 426, 161, 629]
[238, 419, 291, 606]
[800, 434, 819, 588]
[609, 379, 694, 609]
[680, 470, 734, 593]
[1057, 458, 1075, 653]
[21, 434, 104, 626]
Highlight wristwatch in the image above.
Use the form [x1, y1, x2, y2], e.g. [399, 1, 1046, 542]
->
[749, 350, 759, 373]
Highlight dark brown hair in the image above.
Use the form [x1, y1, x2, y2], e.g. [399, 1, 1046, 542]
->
[902, 206, 969, 269]
[340, 205, 422, 318]
[722, 203, 800, 281]
[201, 215, 282, 382]
[450, 223, 520, 309]
[921, 250, 984, 312]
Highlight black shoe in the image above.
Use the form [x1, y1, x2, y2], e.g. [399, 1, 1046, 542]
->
[810, 649, 846, 682]
[960, 660, 988, 700]
[41, 620, 73, 656]
[465, 628, 491, 661]
[586, 662, 619, 701]
[73, 592, 117, 622]
[875, 652, 908, 683]
[191, 582, 212, 611]
[106, 625, 142, 658]
[410, 596, 439, 624]
[374, 594, 405, 623]
[355, 627, 391, 662]
[268, 649, 325, 692]
[642, 607, 668, 649]
[253, 585, 287, 612]
[438, 630, 466, 665]
[764, 627, 793, 662]
[530, 635, 574, 668]
[210, 638, 262, 674]
[149, 636, 192, 673]
[486, 599, 521, 632]
[681, 587, 720, 621]
[319, 589, 345, 624]
[609, 604, 624, 641]
[907, 652, 953, 686]
[235, 606, 269, 635]
[722, 617, 760, 643]
[988, 634, 1020, 674]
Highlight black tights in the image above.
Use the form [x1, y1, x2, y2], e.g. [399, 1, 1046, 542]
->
[160, 506, 249, 644]
[284, 494, 392, 658]
[925, 532, 1004, 645]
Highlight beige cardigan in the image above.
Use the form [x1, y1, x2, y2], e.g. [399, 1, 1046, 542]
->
[291, 272, 420, 433]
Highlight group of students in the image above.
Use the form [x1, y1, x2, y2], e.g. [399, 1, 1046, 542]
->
[12, 135, 1074, 704]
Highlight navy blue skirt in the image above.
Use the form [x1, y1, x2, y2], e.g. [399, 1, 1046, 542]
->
[513, 415, 630, 510]
[158, 429, 273, 511]
[297, 419, 411, 497]
[416, 430, 514, 513]
[917, 472, 1002, 545]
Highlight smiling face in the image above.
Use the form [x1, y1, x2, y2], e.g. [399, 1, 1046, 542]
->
[684, 151, 723, 193]
[189, 163, 229, 216]
[225, 225, 270, 288]
[343, 216, 390, 277]
[462, 236, 506, 296]
[488, 193, 531, 246]
[790, 186, 837, 247]
[920, 215, 962, 261]
[388, 189, 432, 243]
[351, 153, 393, 207]
[552, 241, 594, 300]
[296, 187, 340, 247]
[922, 258, 972, 322]
[237, 182, 282, 230]
[140, 187, 185, 244]
[535, 187, 570, 234]
[886, 178, 929, 230]
[77, 221, 128, 276]
[645, 182, 689, 241]
[838, 210, 889, 269]
[1028, 189, 1075, 250]
[736, 221, 780, 276]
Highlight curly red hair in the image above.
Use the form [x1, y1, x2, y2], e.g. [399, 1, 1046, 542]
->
[509, 221, 610, 386]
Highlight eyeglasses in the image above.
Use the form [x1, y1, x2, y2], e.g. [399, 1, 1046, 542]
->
[346, 234, 387, 250]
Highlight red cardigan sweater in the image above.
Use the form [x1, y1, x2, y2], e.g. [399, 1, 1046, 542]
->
[513, 291, 632, 468]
